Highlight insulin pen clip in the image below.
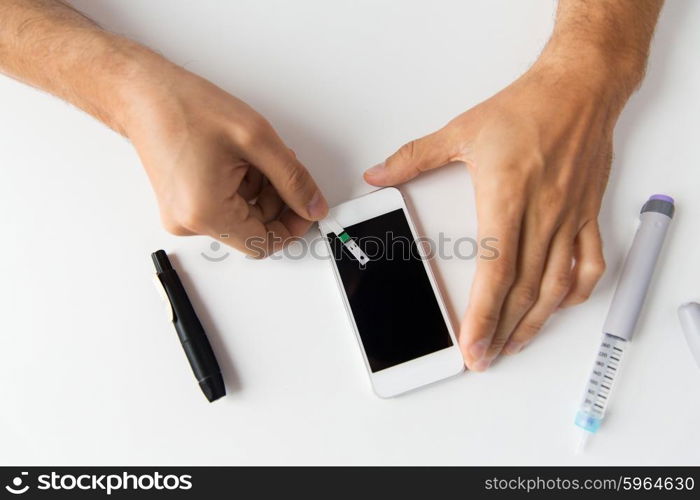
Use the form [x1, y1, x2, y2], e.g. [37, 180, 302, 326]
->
[151, 250, 226, 403]
[319, 217, 369, 266]
[574, 195, 674, 452]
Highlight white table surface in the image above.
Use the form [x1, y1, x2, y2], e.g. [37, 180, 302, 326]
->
[1, 0, 699, 466]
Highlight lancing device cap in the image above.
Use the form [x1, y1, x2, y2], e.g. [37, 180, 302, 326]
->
[678, 302, 700, 369]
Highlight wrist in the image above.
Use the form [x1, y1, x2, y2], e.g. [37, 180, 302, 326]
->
[535, 35, 647, 108]
[70, 32, 179, 137]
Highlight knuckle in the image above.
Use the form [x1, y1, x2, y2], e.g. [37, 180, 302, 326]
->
[519, 319, 544, 339]
[179, 208, 207, 232]
[177, 196, 210, 232]
[569, 290, 592, 304]
[397, 140, 417, 161]
[161, 217, 190, 236]
[548, 270, 572, 297]
[489, 260, 516, 289]
[282, 162, 311, 196]
[586, 257, 606, 279]
[520, 154, 546, 175]
[510, 283, 539, 310]
[472, 309, 500, 331]
[229, 124, 253, 147]
[232, 116, 271, 148]
[228, 195, 251, 224]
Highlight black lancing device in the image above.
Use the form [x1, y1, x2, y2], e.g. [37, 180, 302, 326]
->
[151, 249, 226, 402]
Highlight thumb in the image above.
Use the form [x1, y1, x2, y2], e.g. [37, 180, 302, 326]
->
[364, 129, 454, 186]
[247, 139, 328, 222]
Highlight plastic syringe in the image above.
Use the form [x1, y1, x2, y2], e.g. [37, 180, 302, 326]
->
[574, 194, 674, 452]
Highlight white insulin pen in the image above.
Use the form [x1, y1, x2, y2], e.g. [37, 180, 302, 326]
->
[575, 194, 674, 452]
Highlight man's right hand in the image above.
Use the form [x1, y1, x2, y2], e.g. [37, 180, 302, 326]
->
[121, 57, 328, 257]
[0, 0, 328, 257]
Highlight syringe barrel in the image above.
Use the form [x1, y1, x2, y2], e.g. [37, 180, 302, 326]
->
[602, 196, 674, 341]
[576, 333, 628, 431]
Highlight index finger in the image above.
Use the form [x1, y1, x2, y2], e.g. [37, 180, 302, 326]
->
[459, 179, 525, 370]
[203, 193, 312, 258]
[240, 123, 328, 222]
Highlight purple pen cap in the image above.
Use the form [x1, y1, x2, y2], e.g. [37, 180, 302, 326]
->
[649, 194, 674, 204]
[642, 194, 675, 218]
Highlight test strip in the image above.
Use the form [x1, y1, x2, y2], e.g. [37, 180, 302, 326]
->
[319, 217, 369, 265]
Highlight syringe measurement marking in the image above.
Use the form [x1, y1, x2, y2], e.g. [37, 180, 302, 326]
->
[581, 341, 626, 419]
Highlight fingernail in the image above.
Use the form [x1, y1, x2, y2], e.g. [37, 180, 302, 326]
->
[364, 162, 386, 177]
[471, 358, 492, 372]
[468, 339, 490, 360]
[306, 191, 328, 220]
[504, 341, 523, 355]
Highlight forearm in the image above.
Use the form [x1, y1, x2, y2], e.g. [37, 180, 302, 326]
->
[537, 0, 664, 106]
[0, 0, 166, 134]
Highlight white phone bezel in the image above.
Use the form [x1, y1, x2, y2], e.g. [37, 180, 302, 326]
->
[320, 187, 464, 397]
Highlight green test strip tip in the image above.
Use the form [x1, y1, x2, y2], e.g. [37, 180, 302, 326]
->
[339, 232, 351, 243]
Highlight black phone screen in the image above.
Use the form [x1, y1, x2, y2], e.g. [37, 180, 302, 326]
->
[327, 208, 453, 372]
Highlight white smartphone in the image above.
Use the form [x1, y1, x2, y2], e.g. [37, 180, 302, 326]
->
[320, 187, 464, 397]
